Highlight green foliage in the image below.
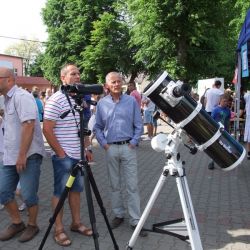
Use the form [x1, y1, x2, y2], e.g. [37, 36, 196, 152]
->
[29, 53, 45, 77]
[40, 0, 250, 87]
[81, 12, 143, 83]
[126, 0, 239, 84]
[41, 0, 117, 85]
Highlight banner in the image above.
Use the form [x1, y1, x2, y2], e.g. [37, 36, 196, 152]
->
[241, 43, 249, 77]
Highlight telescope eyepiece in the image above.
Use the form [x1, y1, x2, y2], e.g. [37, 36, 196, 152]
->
[172, 83, 191, 98]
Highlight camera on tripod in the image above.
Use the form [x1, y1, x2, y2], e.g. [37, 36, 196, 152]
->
[61, 83, 103, 95]
[60, 83, 103, 136]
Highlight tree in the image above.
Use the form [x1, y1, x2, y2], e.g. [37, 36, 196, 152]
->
[4, 38, 43, 75]
[81, 12, 143, 83]
[29, 53, 45, 77]
[41, 0, 250, 86]
[126, 0, 238, 84]
[41, 0, 116, 85]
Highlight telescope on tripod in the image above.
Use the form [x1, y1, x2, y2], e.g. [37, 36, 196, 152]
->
[127, 71, 246, 250]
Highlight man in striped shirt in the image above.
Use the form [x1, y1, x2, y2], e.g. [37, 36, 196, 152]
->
[43, 63, 93, 247]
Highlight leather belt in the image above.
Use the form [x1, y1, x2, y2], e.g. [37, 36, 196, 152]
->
[111, 139, 130, 145]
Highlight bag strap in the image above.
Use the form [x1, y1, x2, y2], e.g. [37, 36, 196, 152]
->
[63, 91, 80, 135]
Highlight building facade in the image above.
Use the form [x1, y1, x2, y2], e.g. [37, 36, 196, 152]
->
[0, 53, 52, 91]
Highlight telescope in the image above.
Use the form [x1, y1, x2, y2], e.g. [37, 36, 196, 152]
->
[143, 71, 246, 171]
[62, 83, 103, 95]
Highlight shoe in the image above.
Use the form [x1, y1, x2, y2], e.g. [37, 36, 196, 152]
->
[19, 224, 39, 242]
[18, 203, 27, 212]
[143, 137, 151, 141]
[110, 217, 124, 229]
[70, 223, 93, 236]
[208, 161, 215, 170]
[54, 229, 71, 247]
[0, 222, 25, 241]
[0, 204, 4, 210]
[130, 225, 148, 237]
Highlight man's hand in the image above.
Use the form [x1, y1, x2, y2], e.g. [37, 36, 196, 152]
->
[16, 154, 27, 173]
[103, 144, 110, 151]
[86, 150, 93, 162]
[56, 152, 66, 158]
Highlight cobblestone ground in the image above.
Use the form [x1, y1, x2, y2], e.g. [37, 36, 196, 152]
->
[0, 125, 250, 250]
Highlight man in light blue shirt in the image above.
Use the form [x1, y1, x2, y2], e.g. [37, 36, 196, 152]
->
[94, 72, 147, 237]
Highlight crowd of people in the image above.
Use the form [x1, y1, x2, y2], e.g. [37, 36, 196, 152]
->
[0, 64, 249, 248]
[201, 80, 250, 162]
[0, 64, 149, 247]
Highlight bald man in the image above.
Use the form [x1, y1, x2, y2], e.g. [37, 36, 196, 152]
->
[0, 67, 45, 242]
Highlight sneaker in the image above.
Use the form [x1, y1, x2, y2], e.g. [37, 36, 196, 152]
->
[0, 204, 4, 210]
[0, 222, 25, 241]
[110, 217, 124, 229]
[18, 203, 27, 212]
[130, 225, 148, 237]
[18, 225, 39, 242]
[143, 137, 151, 141]
[208, 161, 214, 170]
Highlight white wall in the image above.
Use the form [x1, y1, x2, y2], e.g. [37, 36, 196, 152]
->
[197, 78, 224, 100]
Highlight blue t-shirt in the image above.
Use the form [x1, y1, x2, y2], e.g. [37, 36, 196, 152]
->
[211, 105, 231, 131]
[83, 94, 91, 121]
[35, 97, 44, 122]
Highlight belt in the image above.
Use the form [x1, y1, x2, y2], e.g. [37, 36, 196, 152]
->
[111, 139, 131, 145]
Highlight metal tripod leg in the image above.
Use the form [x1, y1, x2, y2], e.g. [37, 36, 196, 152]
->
[82, 162, 100, 250]
[176, 175, 203, 250]
[127, 169, 169, 249]
[87, 166, 119, 250]
[127, 166, 203, 250]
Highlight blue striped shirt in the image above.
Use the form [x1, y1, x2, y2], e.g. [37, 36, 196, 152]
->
[44, 90, 81, 159]
[94, 94, 143, 147]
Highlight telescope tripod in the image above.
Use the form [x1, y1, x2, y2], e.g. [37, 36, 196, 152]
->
[127, 131, 203, 250]
[39, 97, 119, 250]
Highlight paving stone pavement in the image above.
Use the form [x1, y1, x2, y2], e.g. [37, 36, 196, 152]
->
[0, 124, 250, 250]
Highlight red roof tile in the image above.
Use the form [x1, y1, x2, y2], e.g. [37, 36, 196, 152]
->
[16, 76, 51, 85]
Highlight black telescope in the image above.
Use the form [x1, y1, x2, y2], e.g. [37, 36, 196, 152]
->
[144, 71, 246, 171]
[62, 83, 103, 95]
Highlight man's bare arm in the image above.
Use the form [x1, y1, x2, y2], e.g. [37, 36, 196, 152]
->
[16, 120, 35, 172]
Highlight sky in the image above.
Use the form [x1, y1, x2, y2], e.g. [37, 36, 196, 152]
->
[0, 0, 48, 53]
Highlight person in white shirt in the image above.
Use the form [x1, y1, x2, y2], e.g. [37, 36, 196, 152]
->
[204, 80, 224, 114]
[0, 67, 45, 242]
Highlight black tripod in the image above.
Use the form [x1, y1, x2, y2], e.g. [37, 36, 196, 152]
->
[39, 94, 119, 250]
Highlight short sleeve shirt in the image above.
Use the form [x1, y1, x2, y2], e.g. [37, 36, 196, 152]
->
[205, 88, 224, 112]
[44, 90, 81, 159]
[3, 85, 45, 165]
